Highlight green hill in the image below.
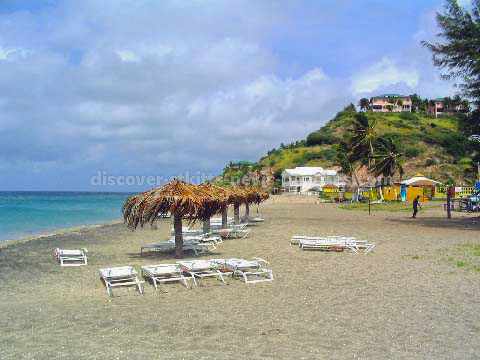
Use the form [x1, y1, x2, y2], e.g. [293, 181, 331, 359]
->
[221, 110, 479, 188]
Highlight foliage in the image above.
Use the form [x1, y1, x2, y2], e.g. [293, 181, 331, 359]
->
[422, 0, 480, 106]
[399, 112, 418, 121]
[358, 98, 370, 111]
[305, 132, 337, 146]
[342, 103, 357, 112]
[405, 148, 421, 157]
[370, 137, 404, 179]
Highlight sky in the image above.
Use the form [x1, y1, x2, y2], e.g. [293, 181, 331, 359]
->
[0, 0, 466, 191]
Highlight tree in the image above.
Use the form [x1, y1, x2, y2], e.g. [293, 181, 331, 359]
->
[422, 0, 480, 107]
[337, 142, 360, 186]
[350, 113, 376, 162]
[370, 137, 404, 185]
[444, 96, 453, 113]
[343, 103, 357, 112]
[410, 93, 423, 112]
[386, 98, 400, 112]
[349, 113, 377, 190]
[358, 98, 370, 112]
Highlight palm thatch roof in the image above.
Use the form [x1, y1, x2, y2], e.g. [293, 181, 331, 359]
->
[198, 182, 231, 205]
[123, 179, 222, 230]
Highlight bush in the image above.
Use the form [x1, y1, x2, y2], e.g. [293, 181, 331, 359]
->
[443, 134, 469, 158]
[399, 112, 418, 121]
[430, 122, 437, 128]
[273, 169, 283, 180]
[405, 148, 420, 157]
[424, 158, 436, 166]
[305, 132, 337, 146]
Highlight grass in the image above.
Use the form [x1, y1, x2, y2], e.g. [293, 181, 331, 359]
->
[444, 244, 480, 272]
[340, 201, 423, 212]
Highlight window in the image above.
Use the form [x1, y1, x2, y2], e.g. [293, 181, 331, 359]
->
[372, 105, 382, 110]
[304, 177, 310, 182]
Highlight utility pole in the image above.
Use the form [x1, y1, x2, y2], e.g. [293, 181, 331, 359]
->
[446, 186, 451, 219]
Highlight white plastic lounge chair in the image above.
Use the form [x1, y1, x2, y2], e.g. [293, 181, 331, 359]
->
[241, 216, 265, 223]
[291, 235, 356, 245]
[182, 234, 223, 245]
[211, 217, 233, 223]
[54, 248, 88, 267]
[298, 237, 375, 254]
[300, 239, 357, 253]
[170, 228, 203, 237]
[141, 264, 191, 291]
[141, 240, 216, 255]
[178, 260, 228, 286]
[213, 258, 273, 284]
[211, 227, 250, 239]
[98, 266, 144, 297]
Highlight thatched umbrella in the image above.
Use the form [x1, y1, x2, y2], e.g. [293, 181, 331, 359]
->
[198, 182, 230, 233]
[241, 186, 270, 218]
[226, 186, 250, 225]
[123, 179, 221, 258]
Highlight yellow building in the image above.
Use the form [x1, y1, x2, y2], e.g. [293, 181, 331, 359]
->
[401, 174, 442, 202]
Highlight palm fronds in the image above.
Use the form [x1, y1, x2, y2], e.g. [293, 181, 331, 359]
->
[370, 137, 404, 180]
[123, 179, 222, 229]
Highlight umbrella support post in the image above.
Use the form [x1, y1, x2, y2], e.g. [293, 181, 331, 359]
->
[222, 207, 228, 229]
[234, 203, 240, 225]
[173, 214, 184, 258]
[203, 218, 210, 234]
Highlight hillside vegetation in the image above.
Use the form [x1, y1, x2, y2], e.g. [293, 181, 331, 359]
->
[222, 110, 479, 186]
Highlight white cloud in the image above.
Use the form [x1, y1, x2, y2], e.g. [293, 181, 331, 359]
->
[0, 46, 30, 61]
[0, 1, 349, 190]
[351, 57, 419, 95]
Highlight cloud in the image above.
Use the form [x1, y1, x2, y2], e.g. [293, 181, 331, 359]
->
[0, 0, 462, 191]
[0, 0, 350, 190]
[351, 57, 419, 95]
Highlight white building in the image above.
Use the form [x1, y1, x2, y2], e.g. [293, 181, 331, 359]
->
[281, 167, 345, 194]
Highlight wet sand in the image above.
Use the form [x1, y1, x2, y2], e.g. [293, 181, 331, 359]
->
[1, 196, 480, 359]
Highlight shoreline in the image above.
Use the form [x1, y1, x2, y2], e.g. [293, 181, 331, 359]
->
[0, 220, 123, 248]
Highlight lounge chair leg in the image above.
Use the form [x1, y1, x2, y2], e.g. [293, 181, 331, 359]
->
[190, 274, 197, 286]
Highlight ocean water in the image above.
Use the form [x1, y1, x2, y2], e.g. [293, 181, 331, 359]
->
[0, 192, 134, 242]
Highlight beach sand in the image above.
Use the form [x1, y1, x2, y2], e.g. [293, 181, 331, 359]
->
[1, 196, 480, 359]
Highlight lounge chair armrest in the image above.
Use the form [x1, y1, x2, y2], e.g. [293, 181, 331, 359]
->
[252, 257, 269, 265]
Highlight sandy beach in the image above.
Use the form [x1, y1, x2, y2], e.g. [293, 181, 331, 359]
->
[1, 196, 480, 359]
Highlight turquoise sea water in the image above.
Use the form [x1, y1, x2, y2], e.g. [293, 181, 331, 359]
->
[0, 192, 133, 242]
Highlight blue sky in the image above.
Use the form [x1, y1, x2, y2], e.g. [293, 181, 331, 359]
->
[0, 0, 462, 191]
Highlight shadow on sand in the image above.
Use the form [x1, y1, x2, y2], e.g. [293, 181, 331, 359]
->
[385, 215, 480, 232]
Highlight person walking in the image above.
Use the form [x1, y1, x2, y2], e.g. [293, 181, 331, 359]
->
[412, 195, 422, 218]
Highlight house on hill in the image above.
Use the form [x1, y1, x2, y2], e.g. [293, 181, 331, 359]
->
[370, 94, 412, 113]
[229, 160, 253, 170]
[281, 167, 345, 194]
[427, 98, 467, 117]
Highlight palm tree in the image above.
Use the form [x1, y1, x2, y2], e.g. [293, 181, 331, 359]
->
[350, 113, 377, 165]
[358, 98, 370, 112]
[337, 142, 360, 186]
[370, 137, 404, 189]
[443, 97, 452, 114]
[349, 113, 377, 201]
